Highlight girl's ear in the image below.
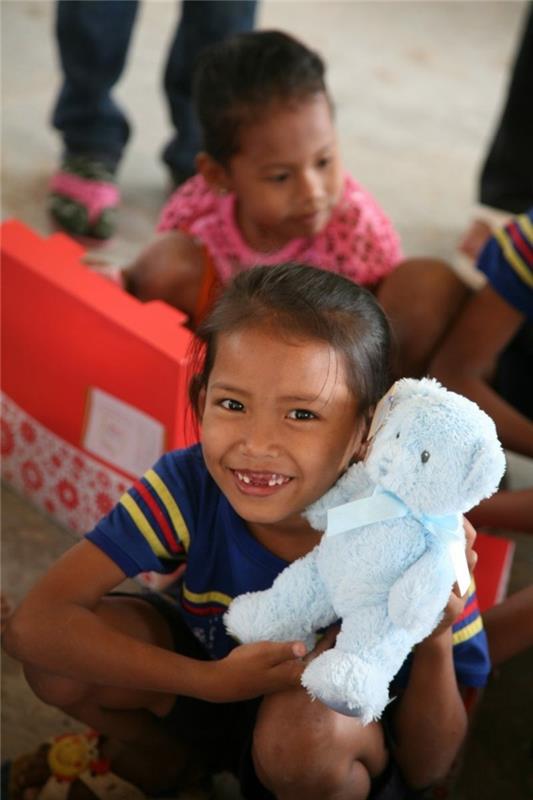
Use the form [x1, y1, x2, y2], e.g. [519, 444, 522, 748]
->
[195, 152, 232, 195]
[349, 412, 373, 464]
[353, 438, 370, 463]
[197, 386, 207, 422]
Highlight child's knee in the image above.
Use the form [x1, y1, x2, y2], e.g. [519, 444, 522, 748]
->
[122, 232, 204, 316]
[122, 259, 174, 303]
[24, 663, 89, 709]
[380, 258, 468, 318]
[379, 258, 469, 376]
[252, 690, 370, 796]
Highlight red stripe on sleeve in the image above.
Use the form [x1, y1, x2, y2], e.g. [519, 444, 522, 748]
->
[181, 598, 227, 616]
[133, 479, 180, 554]
[507, 221, 533, 265]
[454, 592, 477, 625]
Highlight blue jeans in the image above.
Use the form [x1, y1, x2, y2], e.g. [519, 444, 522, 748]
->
[51, 0, 257, 176]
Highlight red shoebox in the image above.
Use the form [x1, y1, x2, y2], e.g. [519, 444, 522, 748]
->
[474, 531, 515, 613]
[1, 220, 197, 586]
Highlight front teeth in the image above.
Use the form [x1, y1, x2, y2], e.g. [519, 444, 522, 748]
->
[267, 474, 286, 486]
[235, 471, 287, 486]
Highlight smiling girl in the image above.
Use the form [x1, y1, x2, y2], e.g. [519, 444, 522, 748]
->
[4, 264, 486, 800]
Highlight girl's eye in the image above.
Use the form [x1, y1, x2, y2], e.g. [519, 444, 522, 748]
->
[287, 409, 316, 421]
[220, 399, 244, 412]
[267, 173, 289, 183]
[317, 156, 330, 169]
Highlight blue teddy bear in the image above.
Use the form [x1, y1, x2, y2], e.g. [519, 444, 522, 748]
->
[225, 378, 506, 723]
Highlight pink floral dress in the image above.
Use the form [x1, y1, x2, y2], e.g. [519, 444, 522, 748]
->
[158, 173, 403, 288]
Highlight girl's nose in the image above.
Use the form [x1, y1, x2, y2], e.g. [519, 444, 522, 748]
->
[299, 169, 323, 205]
[239, 419, 281, 459]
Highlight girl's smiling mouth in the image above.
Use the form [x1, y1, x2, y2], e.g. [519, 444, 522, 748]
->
[231, 469, 293, 495]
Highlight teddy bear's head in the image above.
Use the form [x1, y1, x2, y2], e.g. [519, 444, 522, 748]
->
[365, 378, 506, 516]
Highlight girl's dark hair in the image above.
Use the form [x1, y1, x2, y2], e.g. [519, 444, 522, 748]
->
[189, 263, 393, 420]
[193, 30, 329, 165]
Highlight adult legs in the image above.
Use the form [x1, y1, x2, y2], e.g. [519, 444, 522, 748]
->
[52, 0, 139, 168]
[49, 0, 139, 239]
[162, 0, 257, 181]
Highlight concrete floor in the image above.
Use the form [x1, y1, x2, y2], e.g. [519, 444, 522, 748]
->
[1, 1, 532, 798]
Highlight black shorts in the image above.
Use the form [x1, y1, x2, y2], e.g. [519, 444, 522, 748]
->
[128, 590, 418, 800]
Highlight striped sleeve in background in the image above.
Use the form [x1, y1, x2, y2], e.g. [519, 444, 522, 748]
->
[451, 580, 491, 687]
[478, 209, 533, 319]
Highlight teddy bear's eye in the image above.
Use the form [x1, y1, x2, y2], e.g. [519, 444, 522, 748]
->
[395, 432, 400, 439]
[421, 450, 430, 463]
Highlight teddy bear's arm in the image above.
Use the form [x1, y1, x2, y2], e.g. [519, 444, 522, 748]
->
[387, 547, 454, 637]
[304, 462, 373, 532]
[224, 548, 336, 644]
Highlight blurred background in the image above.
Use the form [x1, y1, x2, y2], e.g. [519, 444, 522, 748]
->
[2, 2, 532, 798]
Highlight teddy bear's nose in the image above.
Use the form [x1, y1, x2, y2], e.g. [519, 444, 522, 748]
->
[421, 450, 430, 463]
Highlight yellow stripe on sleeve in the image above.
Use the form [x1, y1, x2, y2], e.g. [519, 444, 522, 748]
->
[119, 493, 173, 559]
[452, 615, 483, 646]
[518, 212, 533, 243]
[494, 227, 533, 288]
[183, 583, 233, 608]
[144, 469, 191, 551]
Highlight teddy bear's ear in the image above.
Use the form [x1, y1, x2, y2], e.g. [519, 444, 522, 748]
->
[461, 434, 506, 510]
[393, 377, 443, 401]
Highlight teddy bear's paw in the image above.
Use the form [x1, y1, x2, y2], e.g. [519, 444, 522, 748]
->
[302, 650, 389, 724]
[224, 594, 265, 643]
[225, 592, 302, 643]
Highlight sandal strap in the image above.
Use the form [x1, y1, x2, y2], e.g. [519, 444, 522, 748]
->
[49, 172, 120, 224]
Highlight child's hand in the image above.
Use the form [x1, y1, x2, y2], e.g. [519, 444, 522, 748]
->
[302, 623, 340, 665]
[205, 625, 341, 703]
[203, 639, 308, 702]
[429, 517, 478, 639]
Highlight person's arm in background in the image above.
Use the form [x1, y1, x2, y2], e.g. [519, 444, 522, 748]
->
[430, 283, 532, 458]
[482, 584, 533, 667]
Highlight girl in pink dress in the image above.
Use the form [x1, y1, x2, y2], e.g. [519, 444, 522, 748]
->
[124, 30, 465, 375]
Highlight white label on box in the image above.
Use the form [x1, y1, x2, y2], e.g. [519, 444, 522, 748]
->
[83, 388, 165, 477]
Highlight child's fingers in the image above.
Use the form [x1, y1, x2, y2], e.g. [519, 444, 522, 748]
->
[304, 623, 340, 664]
[259, 641, 308, 692]
[264, 640, 307, 663]
[462, 516, 478, 586]
[463, 516, 477, 548]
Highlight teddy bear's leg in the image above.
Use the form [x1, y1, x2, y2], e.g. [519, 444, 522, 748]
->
[301, 612, 394, 724]
[388, 545, 455, 637]
[225, 548, 336, 645]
